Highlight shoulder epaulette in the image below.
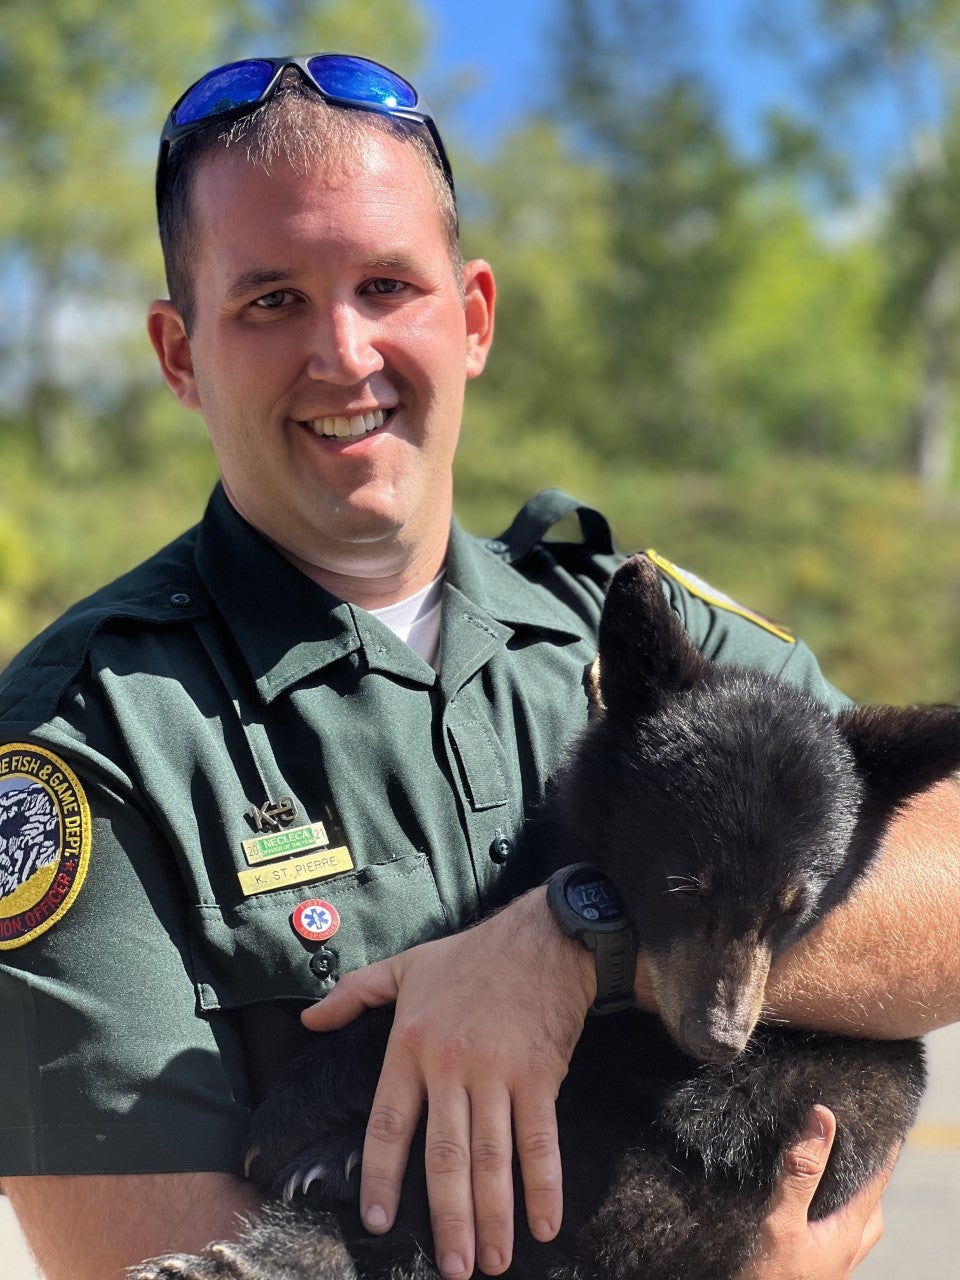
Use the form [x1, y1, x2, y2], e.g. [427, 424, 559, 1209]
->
[648, 550, 795, 644]
[0, 525, 207, 722]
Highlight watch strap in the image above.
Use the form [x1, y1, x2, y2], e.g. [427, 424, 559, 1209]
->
[589, 927, 636, 1015]
[546, 863, 636, 1016]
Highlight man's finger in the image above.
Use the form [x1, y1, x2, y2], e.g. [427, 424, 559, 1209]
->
[422, 1082, 475, 1280]
[768, 1104, 837, 1217]
[513, 1083, 563, 1243]
[468, 1085, 515, 1275]
[850, 1202, 885, 1269]
[357, 1044, 425, 1239]
[301, 956, 401, 1030]
[836, 1138, 900, 1267]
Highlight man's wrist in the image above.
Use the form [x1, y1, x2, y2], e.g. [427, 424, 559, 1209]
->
[519, 885, 598, 1012]
[497, 884, 655, 1015]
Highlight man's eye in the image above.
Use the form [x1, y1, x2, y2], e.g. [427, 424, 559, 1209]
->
[367, 278, 405, 295]
[252, 290, 291, 309]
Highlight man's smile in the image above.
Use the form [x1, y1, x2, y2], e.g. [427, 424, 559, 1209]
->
[299, 408, 389, 439]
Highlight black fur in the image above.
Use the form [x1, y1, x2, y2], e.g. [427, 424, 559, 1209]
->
[133, 554, 960, 1280]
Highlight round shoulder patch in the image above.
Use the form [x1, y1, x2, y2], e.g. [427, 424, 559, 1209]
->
[0, 743, 91, 950]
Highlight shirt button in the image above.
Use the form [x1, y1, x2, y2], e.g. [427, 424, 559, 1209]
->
[168, 591, 192, 607]
[489, 830, 514, 865]
[484, 539, 508, 555]
[310, 947, 340, 980]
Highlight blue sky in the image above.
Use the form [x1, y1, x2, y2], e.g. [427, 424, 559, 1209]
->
[418, 0, 932, 186]
[420, 0, 793, 153]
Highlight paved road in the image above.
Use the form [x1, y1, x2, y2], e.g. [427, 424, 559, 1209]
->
[857, 1020, 960, 1279]
[3, 1022, 958, 1278]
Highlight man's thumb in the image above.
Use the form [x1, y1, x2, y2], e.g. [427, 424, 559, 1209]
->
[773, 1104, 837, 1214]
[300, 956, 401, 1031]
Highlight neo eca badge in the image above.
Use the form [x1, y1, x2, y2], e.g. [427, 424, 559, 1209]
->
[291, 898, 341, 942]
[0, 743, 91, 949]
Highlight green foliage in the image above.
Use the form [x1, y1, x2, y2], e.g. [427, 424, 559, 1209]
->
[462, 120, 616, 446]
[0, 432, 218, 663]
[549, 1, 757, 463]
[454, 442, 960, 705]
[701, 196, 916, 465]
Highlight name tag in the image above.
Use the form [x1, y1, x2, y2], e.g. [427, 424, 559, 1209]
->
[236, 845, 354, 897]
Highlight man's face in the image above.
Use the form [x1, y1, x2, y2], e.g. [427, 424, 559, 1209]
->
[150, 129, 494, 583]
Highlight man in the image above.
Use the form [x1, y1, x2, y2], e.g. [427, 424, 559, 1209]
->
[1, 53, 957, 1280]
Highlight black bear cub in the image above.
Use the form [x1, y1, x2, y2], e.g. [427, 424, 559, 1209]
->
[135, 554, 960, 1280]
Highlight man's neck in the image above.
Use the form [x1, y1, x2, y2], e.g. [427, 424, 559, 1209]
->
[267, 536, 448, 611]
[220, 482, 451, 610]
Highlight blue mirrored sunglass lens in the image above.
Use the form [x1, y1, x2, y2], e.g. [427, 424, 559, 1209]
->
[173, 60, 275, 126]
[308, 55, 417, 110]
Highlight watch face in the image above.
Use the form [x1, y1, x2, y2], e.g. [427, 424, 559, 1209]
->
[565, 872, 624, 923]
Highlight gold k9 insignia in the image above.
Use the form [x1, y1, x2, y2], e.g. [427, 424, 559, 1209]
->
[246, 796, 298, 832]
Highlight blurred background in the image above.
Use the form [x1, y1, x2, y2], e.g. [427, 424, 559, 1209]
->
[1, 6, 959, 1277]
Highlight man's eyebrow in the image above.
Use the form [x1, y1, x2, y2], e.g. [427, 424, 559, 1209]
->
[224, 268, 296, 300]
[224, 256, 426, 301]
[362, 253, 422, 276]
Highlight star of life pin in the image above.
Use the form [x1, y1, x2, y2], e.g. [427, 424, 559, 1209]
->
[291, 898, 341, 942]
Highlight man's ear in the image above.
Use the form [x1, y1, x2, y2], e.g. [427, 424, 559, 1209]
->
[462, 258, 496, 380]
[147, 300, 202, 412]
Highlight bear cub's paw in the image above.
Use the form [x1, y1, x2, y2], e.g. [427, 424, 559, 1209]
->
[268, 1132, 364, 1203]
[129, 1242, 249, 1280]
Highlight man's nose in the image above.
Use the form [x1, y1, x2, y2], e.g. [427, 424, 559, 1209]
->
[306, 304, 384, 384]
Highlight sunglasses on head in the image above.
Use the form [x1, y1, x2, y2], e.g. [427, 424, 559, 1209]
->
[155, 53, 455, 214]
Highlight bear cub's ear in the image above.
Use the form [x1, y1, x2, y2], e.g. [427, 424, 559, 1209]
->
[839, 703, 960, 818]
[597, 554, 710, 718]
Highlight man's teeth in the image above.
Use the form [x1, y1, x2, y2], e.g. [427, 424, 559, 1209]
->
[305, 409, 387, 438]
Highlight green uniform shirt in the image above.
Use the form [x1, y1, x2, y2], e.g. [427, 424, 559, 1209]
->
[0, 487, 845, 1177]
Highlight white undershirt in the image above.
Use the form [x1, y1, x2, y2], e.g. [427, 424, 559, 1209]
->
[368, 573, 445, 668]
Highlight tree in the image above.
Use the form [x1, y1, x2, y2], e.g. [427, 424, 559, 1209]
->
[748, 0, 960, 492]
[880, 100, 960, 492]
[702, 194, 914, 468]
[461, 120, 615, 454]
[544, 0, 755, 464]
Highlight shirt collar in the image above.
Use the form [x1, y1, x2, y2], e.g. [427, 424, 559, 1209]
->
[445, 519, 592, 639]
[194, 486, 586, 703]
[195, 487, 363, 702]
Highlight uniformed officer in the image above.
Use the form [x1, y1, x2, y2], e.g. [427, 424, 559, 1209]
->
[2, 52, 957, 1280]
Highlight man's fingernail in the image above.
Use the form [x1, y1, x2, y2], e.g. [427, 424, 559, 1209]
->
[364, 1204, 389, 1230]
[532, 1218, 554, 1241]
[440, 1253, 467, 1277]
[479, 1246, 503, 1271]
[801, 1109, 827, 1141]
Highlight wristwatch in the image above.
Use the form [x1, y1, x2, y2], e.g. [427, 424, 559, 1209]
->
[545, 862, 636, 1015]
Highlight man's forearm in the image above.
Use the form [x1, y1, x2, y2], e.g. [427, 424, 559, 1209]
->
[4, 1171, 263, 1280]
[763, 778, 960, 1038]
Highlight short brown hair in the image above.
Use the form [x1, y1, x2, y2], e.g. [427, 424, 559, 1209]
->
[158, 81, 461, 334]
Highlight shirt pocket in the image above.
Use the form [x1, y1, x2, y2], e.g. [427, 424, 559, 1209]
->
[187, 852, 449, 1011]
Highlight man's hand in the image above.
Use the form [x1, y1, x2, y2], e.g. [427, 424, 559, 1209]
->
[301, 886, 595, 1280]
[738, 1105, 898, 1280]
